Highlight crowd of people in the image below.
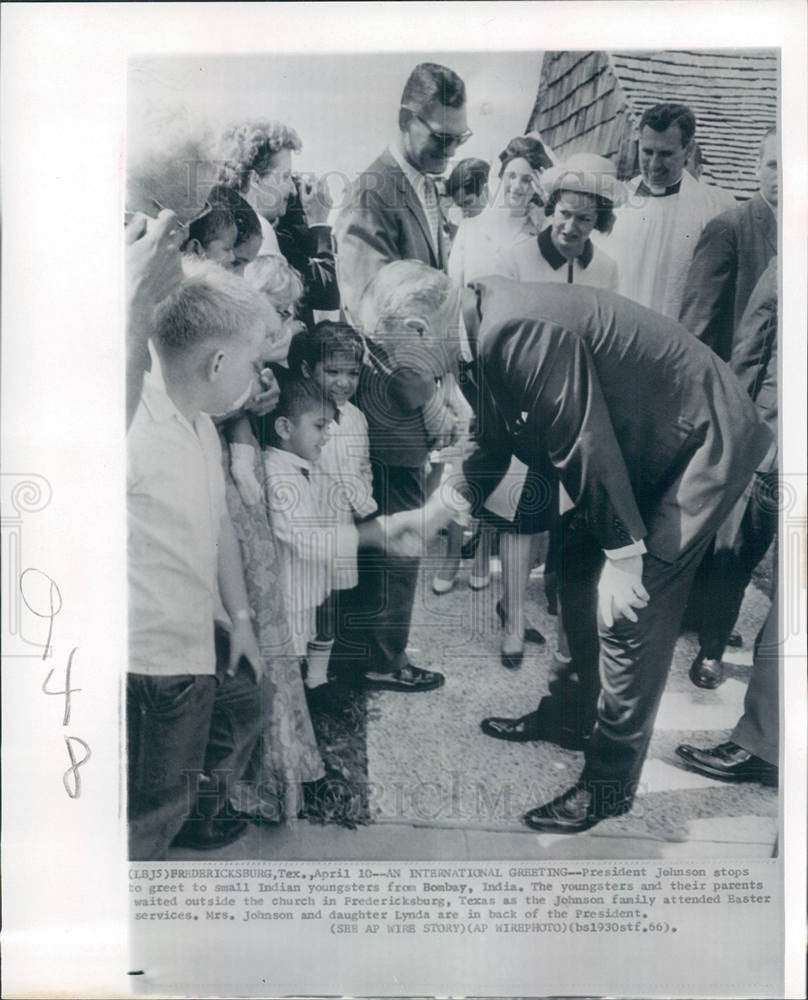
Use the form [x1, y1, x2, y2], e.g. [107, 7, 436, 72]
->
[126, 61, 780, 860]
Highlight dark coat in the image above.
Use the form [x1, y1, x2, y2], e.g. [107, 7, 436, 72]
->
[730, 257, 778, 472]
[679, 193, 777, 361]
[334, 149, 447, 324]
[463, 278, 772, 564]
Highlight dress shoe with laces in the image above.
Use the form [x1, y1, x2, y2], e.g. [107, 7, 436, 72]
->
[363, 662, 444, 692]
[675, 741, 778, 786]
[689, 652, 724, 689]
[523, 783, 633, 834]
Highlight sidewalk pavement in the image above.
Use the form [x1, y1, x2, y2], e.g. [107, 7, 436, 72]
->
[168, 554, 777, 863]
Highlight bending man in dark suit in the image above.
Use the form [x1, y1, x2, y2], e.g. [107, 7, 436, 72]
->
[459, 278, 771, 833]
[334, 62, 470, 325]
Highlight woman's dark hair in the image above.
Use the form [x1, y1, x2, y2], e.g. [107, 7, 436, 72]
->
[206, 184, 262, 246]
[498, 136, 553, 177]
[544, 187, 615, 234]
[445, 158, 490, 199]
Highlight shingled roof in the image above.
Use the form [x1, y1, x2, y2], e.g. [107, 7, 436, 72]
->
[528, 50, 778, 201]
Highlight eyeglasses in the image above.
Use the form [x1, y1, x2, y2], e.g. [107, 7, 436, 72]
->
[404, 109, 472, 148]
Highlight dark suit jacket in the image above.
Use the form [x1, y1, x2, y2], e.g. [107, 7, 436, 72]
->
[730, 257, 778, 472]
[463, 278, 772, 564]
[679, 193, 777, 361]
[334, 149, 447, 324]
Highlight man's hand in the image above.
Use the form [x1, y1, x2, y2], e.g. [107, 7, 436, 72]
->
[126, 209, 183, 322]
[379, 510, 425, 558]
[244, 368, 281, 417]
[598, 554, 649, 628]
[299, 173, 334, 226]
[227, 619, 261, 682]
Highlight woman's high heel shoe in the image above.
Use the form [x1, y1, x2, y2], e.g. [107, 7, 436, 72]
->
[495, 600, 546, 644]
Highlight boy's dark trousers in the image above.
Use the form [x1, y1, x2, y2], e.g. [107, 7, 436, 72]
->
[127, 627, 260, 860]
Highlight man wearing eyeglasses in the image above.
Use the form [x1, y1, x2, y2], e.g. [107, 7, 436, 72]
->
[332, 63, 470, 693]
[335, 61, 470, 325]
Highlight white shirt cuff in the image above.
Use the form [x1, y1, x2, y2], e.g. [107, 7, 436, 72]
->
[603, 539, 647, 560]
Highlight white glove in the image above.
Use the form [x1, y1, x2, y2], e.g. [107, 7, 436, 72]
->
[230, 443, 263, 507]
[598, 554, 649, 628]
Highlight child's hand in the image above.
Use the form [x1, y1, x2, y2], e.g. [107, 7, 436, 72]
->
[230, 443, 263, 506]
[228, 620, 261, 682]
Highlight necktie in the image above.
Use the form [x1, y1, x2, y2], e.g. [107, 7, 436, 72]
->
[422, 176, 441, 251]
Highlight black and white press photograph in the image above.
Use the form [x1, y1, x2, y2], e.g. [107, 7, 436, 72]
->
[125, 45, 784, 864]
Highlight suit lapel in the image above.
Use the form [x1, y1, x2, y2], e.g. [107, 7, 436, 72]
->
[751, 194, 777, 256]
[380, 151, 439, 267]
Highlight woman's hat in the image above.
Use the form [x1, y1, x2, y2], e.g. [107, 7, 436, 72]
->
[540, 153, 626, 207]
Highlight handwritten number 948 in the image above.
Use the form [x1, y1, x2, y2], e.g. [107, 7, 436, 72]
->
[20, 568, 92, 799]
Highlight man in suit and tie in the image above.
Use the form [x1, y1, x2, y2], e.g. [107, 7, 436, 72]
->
[679, 128, 778, 688]
[331, 64, 470, 692]
[458, 277, 771, 832]
[679, 128, 777, 362]
[335, 62, 470, 325]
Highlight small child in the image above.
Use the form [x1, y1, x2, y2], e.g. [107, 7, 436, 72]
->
[207, 184, 264, 275]
[287, 321, 377, 686]
[180, 205, 238, 268]
[127, 259, 267, 860]
[263, 372, 359, 690]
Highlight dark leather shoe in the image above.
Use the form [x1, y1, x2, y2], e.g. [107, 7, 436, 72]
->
[500, 646, 524, 670]
[363, 663, 444, 692]
[495, 600, 545, 644]
[676, 741, 778, 786]
[726, 630, 743, 648]
[171, 816, 248, 850]
[689, 653, 724, 689]
[481, 712, 541, 741]
[523, 783, 632, 834]
[480, 713, 590, 750]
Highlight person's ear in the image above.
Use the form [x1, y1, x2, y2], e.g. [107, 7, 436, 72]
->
[185, 237, 205, 258]
[206, 348, 227, 382]
[274, 414, 293, 441]
[403, 316, 429, 338]
[300, 360, 313, 379]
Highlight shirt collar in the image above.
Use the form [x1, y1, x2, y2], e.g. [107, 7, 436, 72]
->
[140, 370, 202, 435]
[266, 445, 313, 475]
[636, 177, 683, 198]
[388, 141, 427, 197]
[538, 226, 593, 270]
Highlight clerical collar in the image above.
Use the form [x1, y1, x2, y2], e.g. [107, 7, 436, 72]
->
[538, 226, 593, 270]
[636, 178, 683, 198]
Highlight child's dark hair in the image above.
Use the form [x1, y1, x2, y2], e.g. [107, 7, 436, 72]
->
[181, 205, 236, 253]
[286, 320, 364, 375]
[268, 365, 334, 434]
[207, 183, 262, 246]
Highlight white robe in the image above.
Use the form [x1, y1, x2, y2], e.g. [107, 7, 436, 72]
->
[606, 169, 720, 319]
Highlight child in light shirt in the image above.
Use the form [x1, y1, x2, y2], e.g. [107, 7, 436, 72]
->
[287, 322, 377, 688]
[263, 374, 357, 690]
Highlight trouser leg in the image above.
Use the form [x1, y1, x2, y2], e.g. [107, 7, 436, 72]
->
[537, 511, 601, 737]
[127, 672, 217, 860]
[581, 533, 713, 801]
[698, 473, 777, 660]
[196, 630, 262, 819]
[732, 586, 779, 766]
[351, 461, 440, 674]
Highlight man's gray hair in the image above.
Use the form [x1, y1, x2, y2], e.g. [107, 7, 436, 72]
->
[359, 260, 458, 341]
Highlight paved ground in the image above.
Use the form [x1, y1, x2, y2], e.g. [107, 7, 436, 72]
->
[168, 549, 777, 862]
